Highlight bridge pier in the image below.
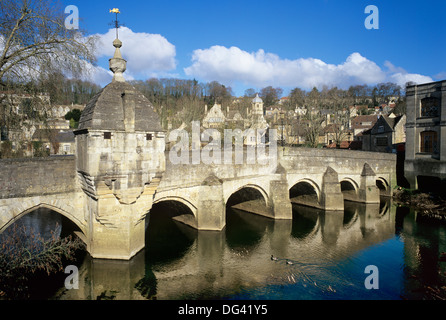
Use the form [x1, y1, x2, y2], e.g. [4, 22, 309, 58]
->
[268, 179, 293, 219]
[358, 202, 381, 235]
[196, 175, 226, 231]
[320, 211, 344, 245]
[85, 182, 158, 260]
[358, 163, 380, 203]
[320, 166, 344, 211]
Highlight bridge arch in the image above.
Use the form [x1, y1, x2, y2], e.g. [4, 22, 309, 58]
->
[340, 178, 359, 201]
[152, 196, 198, 218]
[0, 202, 86, 238]
[376, 177, 389, 193]
[151, 196, 198, 230]
[289, 179, 321, 205]
[224, 184, 269, 207]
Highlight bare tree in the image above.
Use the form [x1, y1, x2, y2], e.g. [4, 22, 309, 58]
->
[307, 87, 320, 108]
[303, 110, 324, 148]
[260, 86, 282, 108]
[0, 0, 97, 158]
[244, 88, 256, 98]
[0, 0, 97, 85]
[287, 87, 306, 109]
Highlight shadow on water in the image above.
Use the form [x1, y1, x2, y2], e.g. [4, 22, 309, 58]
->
[144, 202, 196, 267]
[225, 207, 269, 252]
[137, 202, 198, 300]
[290, 204, 320, 240]
[5, 196, 446, 300]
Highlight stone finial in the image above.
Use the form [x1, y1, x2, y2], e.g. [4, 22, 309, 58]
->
[109, 38, 127, 82]
[361, 163, 376, 176]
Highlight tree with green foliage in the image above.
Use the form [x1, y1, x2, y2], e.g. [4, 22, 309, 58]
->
[64, 108, 82, 128]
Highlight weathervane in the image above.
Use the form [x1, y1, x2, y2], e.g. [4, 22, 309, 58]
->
[108, 8, 126, 82]
[109, 8, 124, 39]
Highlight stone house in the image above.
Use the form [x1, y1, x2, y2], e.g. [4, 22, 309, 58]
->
[202, 103, 226, 129]
[57, 131, 76, 155]
[361, 114, 406, 153]
[351, 114, 379, 138]
[265, 106, 282, 121]
[32, 129, 76, 155]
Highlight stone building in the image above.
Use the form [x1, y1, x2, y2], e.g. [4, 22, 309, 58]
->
[404, 80, 446, 193]
[361, 114, 406, 153]
[202, 103, 226, 129]
[200, 93, 269, 146]
[244, 94, 269, 146]
[73, 36, 166, 259]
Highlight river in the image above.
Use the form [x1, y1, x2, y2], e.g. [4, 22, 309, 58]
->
[2, 198, 446, 300]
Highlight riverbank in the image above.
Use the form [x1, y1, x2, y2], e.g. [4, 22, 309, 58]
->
[393, 188, 446, 222]
[393, 188, 446, 300]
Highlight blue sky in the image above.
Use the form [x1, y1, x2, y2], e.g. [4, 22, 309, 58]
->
[63, 0, 446, 96]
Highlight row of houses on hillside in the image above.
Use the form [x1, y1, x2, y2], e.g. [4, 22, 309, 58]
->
[196, 93, 406, 152]
[0, 92, 84, 157]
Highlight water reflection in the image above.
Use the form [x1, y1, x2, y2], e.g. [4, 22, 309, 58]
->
[290, 205, 319, 240]
[226, 208, 269, 252]
[4, 198, 446, 300]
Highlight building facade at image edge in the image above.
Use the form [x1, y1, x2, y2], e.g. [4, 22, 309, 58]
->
[405, 80, 446, 193]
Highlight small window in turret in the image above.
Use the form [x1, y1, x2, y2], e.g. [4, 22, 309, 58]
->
[146, 133, 153, 141]
[104, 132, 111, 139]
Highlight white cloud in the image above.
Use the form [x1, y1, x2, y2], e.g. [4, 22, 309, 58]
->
[184, 46, 433, 90]
[434, 71, 446, 80]
[384, 61, 433, 86]
[93, 27, 177, 79]
[78, 63, 113, 85]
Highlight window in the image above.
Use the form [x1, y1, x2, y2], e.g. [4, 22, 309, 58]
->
[377, 125, 384, 133]
[376, 137, 388, 146]
[146, 133, 153, 141]
[104, 132, 111, 139]
[420, 131, 438, 153]
[421, 97, 440, 117]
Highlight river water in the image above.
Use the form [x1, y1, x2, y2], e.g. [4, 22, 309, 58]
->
[2, 198, 446, 300]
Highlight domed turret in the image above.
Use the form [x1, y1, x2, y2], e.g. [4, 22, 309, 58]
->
[252, 93, 264, 117]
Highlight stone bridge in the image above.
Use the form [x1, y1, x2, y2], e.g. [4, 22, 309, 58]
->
[0, 156, 88, 241]
[153, 147, 395, 231]
[0, 34, 397, 261]
[0, 147, 396, 260]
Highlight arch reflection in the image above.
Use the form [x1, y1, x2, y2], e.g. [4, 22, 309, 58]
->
[145, 201, 196, 266]
[291, 204, 320, 240]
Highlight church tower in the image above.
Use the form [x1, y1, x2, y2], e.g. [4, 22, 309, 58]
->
[245, 94, 268, 145]
[252, 93, 264, 116]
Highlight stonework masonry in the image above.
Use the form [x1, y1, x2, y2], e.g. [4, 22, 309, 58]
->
[0, 35, 397, 261]
[405, 80, 446, 189]
[0, 156, 76, 198]
[0, 147, 396, 260]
